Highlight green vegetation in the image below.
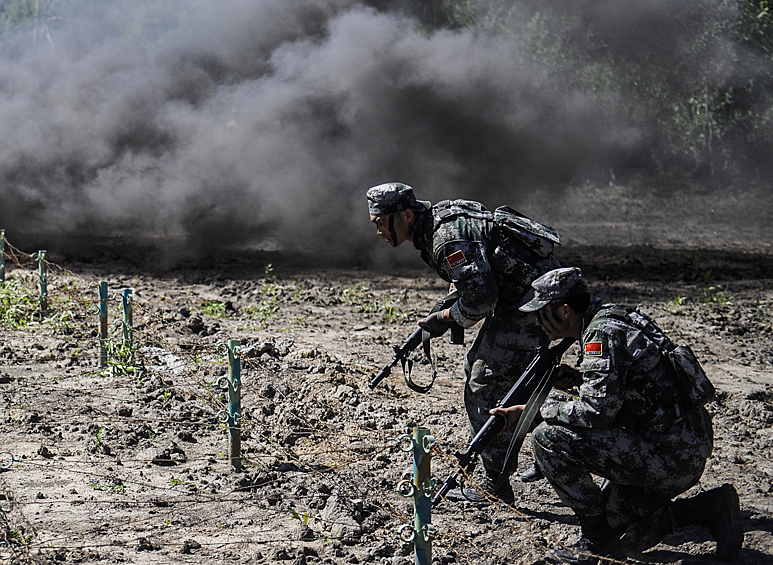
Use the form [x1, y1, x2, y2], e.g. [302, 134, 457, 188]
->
[289, 507, 312, 526]
[381, 296, 409, 323]
[91, 426, 104, 449]
[245, 286, 281, 327]
[3, 527, 34, 545]
[245, 265, 284, 328]
[663, 295, 688, 314]
[703, 286, 735, 305]
[200, 300, 226, 319]
[0, 277, 36, 329]
[102, 339, 142, 377]
[341, 284, 411, 323]
[90, 477, 125, 494]
[400, 0, 773, 187]
[341, 283, 369, 307]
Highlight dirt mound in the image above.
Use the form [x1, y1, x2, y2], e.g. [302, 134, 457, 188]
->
[1, 244, 772, 564]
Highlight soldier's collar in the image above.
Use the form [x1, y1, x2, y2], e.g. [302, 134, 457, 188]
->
[581, 298, 606, 335]
[412, 210, 432, 251]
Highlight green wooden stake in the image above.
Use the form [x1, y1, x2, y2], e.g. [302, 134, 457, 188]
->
[225, 339, 242, 471]
[98, 281, 108, 368]
[121, 289, 133, 348]
[36, 250, 47, 314]
[0, 229, 5, 282]
[396, 427, 435, 565]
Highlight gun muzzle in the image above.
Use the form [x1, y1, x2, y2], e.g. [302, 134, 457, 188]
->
[368, 365, 392, 389]
[432, 473, 459, 505]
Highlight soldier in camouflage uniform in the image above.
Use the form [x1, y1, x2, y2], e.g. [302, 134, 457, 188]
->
[494, 267, 743, 564]
[366, 182, 560, 503]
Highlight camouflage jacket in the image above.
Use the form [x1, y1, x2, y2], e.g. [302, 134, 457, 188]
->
[541, 299, 692, 434]
[411, 199, 559, 327]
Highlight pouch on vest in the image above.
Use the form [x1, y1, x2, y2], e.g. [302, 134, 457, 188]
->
[667, 344, 716, 407]
[492, 206, 560, 258]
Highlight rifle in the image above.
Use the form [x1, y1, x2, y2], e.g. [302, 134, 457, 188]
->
[369, 290, 464, 393]
[432, 337, 575, 505]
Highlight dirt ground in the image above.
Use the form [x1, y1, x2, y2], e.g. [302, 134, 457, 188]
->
[2, 190, 773, 565]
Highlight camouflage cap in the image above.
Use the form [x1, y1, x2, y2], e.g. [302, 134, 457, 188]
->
[366, 182, 430, 216]
[519, 267, 588, 312]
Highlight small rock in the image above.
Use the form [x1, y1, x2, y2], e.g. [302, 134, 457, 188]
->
[187, 315, 205, 334]
[177, 430, 197, 443]
[180, 539, 201, 554]
[150, 445, 187, 466]
[269, 547, 294, 560]
[136, 537, 160, 552]
[294, 524, 315, 541]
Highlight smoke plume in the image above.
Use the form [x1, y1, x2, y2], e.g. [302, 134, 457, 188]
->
[0, 0, 768, 264]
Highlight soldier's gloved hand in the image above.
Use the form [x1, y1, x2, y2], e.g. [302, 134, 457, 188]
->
[418, 311, 453, 338]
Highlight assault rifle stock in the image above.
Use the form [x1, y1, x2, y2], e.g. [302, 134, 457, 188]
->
[369, 290, 463, 391]
[432, 337, 575, 505]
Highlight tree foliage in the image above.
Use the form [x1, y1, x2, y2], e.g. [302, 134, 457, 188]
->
[414, 0, 773, 187]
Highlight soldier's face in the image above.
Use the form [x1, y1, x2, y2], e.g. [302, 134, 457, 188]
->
[371, 211, 412, 247]
[537, 302, 571, 339]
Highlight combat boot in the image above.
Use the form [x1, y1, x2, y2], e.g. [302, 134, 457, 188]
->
[545, 512, 626, 565]
[443, 470, 515, 505]
[671, 483, 743, 561]
[619, 504, 676, 554]
[519, 462, 545, 483]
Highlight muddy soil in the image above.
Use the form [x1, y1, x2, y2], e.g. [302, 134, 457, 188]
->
[1, 237, 773, 565]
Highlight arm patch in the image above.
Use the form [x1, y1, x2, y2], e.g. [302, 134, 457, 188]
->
[446, 249, 467, 268]
[585, 341, 603, 357]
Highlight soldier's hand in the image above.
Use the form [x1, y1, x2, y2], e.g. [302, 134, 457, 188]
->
[490, 405, 525, 433]
[418, 311, 453, 338]
[553, 364, 582, 391]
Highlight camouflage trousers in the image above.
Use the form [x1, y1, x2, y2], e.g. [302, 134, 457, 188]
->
[531, 410, 712, 528]
[463, 299, 547, 476]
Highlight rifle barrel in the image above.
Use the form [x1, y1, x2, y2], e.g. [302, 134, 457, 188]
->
[432, 338, 574, 505]
[368, 327, 423, 389]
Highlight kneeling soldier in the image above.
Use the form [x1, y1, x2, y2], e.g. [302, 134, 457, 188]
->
[493, 267, 743, 564]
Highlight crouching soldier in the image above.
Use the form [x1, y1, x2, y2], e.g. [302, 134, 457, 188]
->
[493, 267, 743, 564]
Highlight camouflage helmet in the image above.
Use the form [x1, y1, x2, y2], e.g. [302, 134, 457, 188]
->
[366, 182, 430, 216]
[519, 267, 588, 312]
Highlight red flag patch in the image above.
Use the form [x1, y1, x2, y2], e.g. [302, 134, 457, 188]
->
[446, 249, 467, 268]
[585, 341, 603, 357]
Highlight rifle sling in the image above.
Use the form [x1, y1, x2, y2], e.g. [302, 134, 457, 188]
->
[496, 364, 557, 491]
[403, 294, 453, 394]
[403, 329, 437, 394]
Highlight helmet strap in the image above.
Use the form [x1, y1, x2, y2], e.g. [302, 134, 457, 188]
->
[388, 213, 398, 245]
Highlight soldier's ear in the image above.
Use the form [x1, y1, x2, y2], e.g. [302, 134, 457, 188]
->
[403, 209, 415, 223]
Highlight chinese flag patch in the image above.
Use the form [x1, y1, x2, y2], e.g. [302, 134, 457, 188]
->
[585, 342, 603, 357]
[446, 249, 467, 268]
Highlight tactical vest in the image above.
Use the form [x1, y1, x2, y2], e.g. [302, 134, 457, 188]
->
[585, 305, 714, 454]
[427, 200, 561, 301]
[589, 305, 715, 408]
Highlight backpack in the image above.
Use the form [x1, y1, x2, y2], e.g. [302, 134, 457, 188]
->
[488, 206, 561, 298]
[428, 201, 561, 300]
[492, 206, 561, 258]
[667, 344, 716, 407]
[605, 307, 716, 408]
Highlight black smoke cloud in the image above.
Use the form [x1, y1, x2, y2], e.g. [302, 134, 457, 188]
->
[0, 0, 759, 263]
